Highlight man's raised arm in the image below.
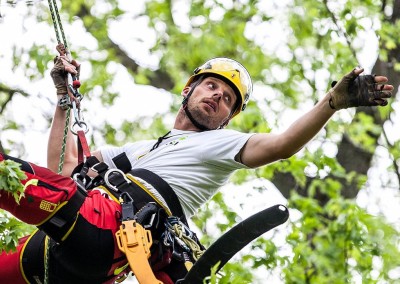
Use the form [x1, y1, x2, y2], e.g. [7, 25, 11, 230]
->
[47, 46, 81, 176]
[241, 68, 393, 168]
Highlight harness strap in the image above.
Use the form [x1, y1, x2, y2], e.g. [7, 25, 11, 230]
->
[111, 152, 187, 224]
[2, 154, 34, 173]
[37, 188, 87, 243]
[72, 155, 102, 190]
[77, 129, 91, 164]
[112, 152, 132, 173]
[130, 168, 187, 225]
[21, 230, 46, 284]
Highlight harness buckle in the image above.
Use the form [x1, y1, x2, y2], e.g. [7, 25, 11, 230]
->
[90, 162, 108, 174]
[120, 192, 135, 221]
[134, 202, 159, 229]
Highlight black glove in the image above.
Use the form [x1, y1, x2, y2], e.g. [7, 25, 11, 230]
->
[50, 43, 80, 96]
[50, 57, 68, 96]
[329, 69, 392, 110]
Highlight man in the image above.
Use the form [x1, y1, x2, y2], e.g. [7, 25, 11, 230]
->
[0, 53, 393, 283]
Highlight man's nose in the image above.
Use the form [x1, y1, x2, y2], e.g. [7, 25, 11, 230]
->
[212, 90, 223, 100]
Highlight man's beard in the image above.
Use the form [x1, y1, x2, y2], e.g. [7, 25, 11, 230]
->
[185, 102, 220, 131]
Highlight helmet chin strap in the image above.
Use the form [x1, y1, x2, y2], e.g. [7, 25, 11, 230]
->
[182, 76, 211, 131]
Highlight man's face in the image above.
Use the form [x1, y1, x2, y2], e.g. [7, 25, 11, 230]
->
[184, 76, 238, 129]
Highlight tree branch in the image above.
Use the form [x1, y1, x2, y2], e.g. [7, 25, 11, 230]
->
[74, 2, 175, 91]
[322, 0, 359, 64]
[381, 121, 400, 188]
[0, 84, 29, 115]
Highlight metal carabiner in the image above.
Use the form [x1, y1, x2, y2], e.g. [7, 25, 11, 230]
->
[104, 169, 131, 192]
[72, 172, 91, 192]
[71, 120, 88, 135]
[70, 100, 89, 134]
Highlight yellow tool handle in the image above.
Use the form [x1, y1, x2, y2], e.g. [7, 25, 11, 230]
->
[116, 220, 163, 284]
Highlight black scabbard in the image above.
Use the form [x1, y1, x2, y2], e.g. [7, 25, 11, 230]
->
[177, 204, 289, 284]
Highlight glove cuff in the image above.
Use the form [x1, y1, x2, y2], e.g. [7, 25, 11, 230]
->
[328, 97, 336, 110]
[328, 94, 336, 109]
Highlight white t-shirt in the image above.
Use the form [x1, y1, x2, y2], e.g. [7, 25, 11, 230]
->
[100, 129, 254, 217]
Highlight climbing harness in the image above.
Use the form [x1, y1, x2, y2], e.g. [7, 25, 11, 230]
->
[70, 152, 206, 283]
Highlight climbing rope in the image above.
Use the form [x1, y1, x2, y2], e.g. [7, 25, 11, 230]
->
[47, 0, 72, 172]
[45, 1, 86, 282]
[47, 0, 68, 50]
[171, 223, 205, 261]
[57, 110, 71, 173]
[46, 1, 66, 282]
[164, 217, 205, 263]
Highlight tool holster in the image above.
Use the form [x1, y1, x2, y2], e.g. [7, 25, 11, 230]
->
[116, 219, 162, 284]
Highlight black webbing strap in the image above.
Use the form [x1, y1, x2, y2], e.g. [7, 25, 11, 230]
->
[37, 188, 86, 243]
[21, 230, 46, 284]
[71, 156, 104, 190]
[110, 152, 187, 224]
[112, 152, 132, 173]
[3, 153, 34, 174]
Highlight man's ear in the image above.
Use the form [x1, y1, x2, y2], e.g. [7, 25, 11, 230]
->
[182, 86, 191, 98]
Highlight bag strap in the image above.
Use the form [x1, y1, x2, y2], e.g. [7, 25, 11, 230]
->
[37, 188, 86, 243]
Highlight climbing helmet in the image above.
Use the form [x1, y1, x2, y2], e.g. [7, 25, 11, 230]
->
[185, 58, 253, 117]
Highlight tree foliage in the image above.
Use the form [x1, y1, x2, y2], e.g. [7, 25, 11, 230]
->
[1, 0, 400, 283]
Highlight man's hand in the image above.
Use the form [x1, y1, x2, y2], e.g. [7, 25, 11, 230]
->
[328, 68, 393, 110]
[50, 43, 80, 96]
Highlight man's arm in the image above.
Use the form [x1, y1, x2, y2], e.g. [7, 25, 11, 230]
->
[47, 47, 104, 176]
[241, 68, 393, 168]
[47, 106, 78, 175]
[47, 104, 105, 176]
[241, 93, 334, 168]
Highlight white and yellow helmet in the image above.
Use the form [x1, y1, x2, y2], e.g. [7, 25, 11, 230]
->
[185, 58, 253, 117]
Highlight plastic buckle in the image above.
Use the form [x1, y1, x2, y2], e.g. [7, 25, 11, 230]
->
[120, 192, 135, 221]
